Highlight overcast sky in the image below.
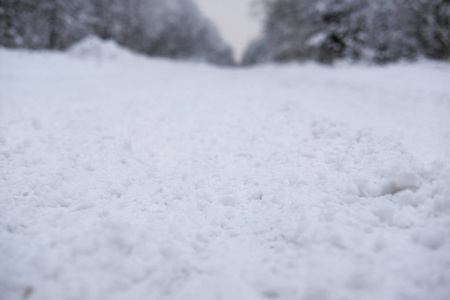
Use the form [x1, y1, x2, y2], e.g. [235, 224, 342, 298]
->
[194, 0, 262, 61]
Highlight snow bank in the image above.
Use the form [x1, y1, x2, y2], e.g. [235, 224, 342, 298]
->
[68, 36, 135, 61]
[1, 49, 449, 300]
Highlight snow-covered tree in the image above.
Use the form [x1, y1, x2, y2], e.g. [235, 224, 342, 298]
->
[244, 0, 450, 64]
[244, 0, 368, 64]
[363, 0, 421, 62]
[0, 0, 91, 49]
[408, 0, 450, 60]
[117, 0, 234, 64]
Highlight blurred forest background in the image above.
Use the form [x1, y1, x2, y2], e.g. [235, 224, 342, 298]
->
[0, 0, 449, 65]
[244, 0, 450, 64]
[0, 0, 234, 65]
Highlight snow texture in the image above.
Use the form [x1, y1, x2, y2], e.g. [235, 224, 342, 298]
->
[1, 43, 450, 300]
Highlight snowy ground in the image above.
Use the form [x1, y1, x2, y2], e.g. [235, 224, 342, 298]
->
[1, 41, 450, 300]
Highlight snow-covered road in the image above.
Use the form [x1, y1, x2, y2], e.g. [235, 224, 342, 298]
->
[1, 43, 450, 300]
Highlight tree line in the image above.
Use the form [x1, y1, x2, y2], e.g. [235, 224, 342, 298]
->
[0, 0, 234, 65]
[244, 0, 450, 65]
[1, 0, 449, 65]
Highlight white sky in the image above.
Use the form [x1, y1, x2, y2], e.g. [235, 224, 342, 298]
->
[194, 0, 262, 61]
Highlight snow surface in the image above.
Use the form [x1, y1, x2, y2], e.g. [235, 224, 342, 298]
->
[1, 42, 450, 300]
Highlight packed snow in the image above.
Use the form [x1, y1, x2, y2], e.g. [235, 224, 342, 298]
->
[1, 41, 449, 300]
